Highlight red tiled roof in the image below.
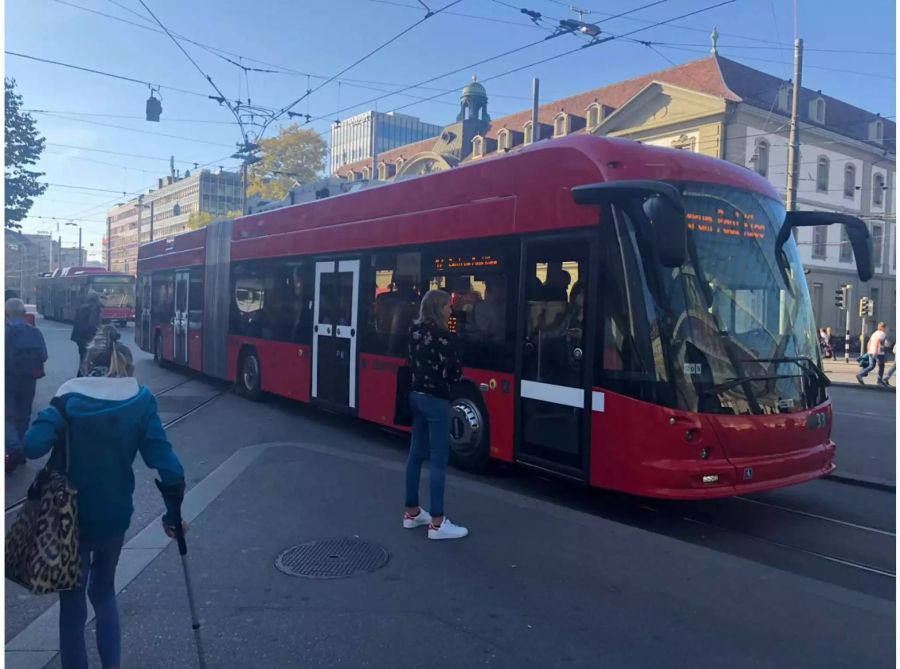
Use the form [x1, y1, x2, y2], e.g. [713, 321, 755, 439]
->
[334, 55, 893, 175]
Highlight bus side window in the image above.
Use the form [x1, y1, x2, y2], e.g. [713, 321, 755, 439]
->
[426, 246, 514, 373]
[365, 252, 421, 358]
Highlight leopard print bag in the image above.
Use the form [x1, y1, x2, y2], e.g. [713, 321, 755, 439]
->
[5, 423, 81, 594]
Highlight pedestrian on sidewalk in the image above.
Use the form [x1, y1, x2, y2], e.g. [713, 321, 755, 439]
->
[23, 327, 187, 669]
[403, 289, 469, 540]
[70, 291, 101, 377]
[880, 336, 895, 387]
[857, 322, 888, 385]
[5, 298, 47, 473]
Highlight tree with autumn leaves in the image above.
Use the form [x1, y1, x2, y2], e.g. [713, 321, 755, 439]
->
[5, 78, 47, 230]
[247, 124, 327, 201]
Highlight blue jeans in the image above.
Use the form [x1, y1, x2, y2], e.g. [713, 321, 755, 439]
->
[860, 353, 878, 377]
[405, 392, 451, 518]
[59, 534, 124, 669]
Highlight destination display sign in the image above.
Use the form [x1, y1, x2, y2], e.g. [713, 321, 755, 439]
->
[686, 208, 767, 241]
[433, 254, 501, 272]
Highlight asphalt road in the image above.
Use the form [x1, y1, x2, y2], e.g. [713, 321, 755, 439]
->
[5, 316, 895, 668]
[828, 386, 896, 486]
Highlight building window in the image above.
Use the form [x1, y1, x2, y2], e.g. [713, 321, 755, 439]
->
[843, 163, 856, 198]
[395, 157, 405, 172]
[362, 166, 372, 180]
[870, 119, 885, 143]
[873, 173, 885, 206]
[873, 223, 884, 267]
[870, 287, 880, 322]
[524, 122, 533, 145]
[816, 156, 830, 192]
[472, 135, 485, 159]
[812, 226, 827, 259]
[498, 129, 510, 151]
[553, 112, 568, 138]
[810, 97, 826, 123]
[839, 226, 853, 263]
[754, 139, 769, 177]
[586, 104, 600, 130]
[811, 282, 824, 326]
[778, 84, 792, 112]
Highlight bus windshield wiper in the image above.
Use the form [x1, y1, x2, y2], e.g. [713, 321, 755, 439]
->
[740, 356, 831, 388]
[699, 373, 801, 396]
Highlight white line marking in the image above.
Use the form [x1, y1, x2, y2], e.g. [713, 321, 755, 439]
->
[520, 380, 583, 408]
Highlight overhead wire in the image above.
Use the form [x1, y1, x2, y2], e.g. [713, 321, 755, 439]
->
[5, 51, 226, 100]
[271, 0, 464, 123]
[50, 0, 525, 100]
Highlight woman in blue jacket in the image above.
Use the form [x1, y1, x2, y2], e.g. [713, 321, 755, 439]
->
[24, 327, 186, 669]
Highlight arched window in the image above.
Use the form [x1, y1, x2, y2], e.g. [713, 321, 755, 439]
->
[870, 119, 885, 143]
[553, 112, 568, 137]
[395, 157, 405, 172]
[472, 135, 485, 159]
[843, 163, 856, 198]
[815, 98, 826, 123]
[778, 84, 792, 112]
[586, 104, 600, 129]
[498, 129, 510, 151]
[816, 156, 830, 192]
[754, 139, 769, 177]
[524, 121, 533, 145]
[378, 163, 387, 180]
[362, 166, 372, 180]
[873, 173, 885, 206]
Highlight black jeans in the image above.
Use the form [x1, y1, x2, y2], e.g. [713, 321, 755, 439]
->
[6, 375, 36, 446]
[76, 341, 88, 376]
[877, 354, 886, 380]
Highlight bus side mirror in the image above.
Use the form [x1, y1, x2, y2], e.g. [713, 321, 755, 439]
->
[777, 212, 873, 281]
[571, 180, 687, 268]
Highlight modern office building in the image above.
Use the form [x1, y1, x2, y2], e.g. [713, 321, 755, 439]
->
[107, 169, 242, 275]
[330, 110, 442, 175]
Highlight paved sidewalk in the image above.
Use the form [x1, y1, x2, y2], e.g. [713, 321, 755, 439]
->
[8, 441, 893, 669]
[822, 358, 895, 391]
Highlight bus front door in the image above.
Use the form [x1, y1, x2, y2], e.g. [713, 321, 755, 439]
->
[173, 270, 189, 365]
[312, 259, 359, 411]
[516, 237, 597, 480]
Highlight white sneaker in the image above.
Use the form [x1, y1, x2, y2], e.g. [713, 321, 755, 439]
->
[428, 517, 468, 540]
[403, 508, 432, 529]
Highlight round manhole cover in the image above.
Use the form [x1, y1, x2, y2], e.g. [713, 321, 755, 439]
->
[275, 538, 390, 579]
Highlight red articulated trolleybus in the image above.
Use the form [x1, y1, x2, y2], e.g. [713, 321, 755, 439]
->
[36, 267, 135, 325]
[136, 135, 873, 499]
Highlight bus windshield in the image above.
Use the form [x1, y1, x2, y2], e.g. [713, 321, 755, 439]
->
[91, 277, 134, 309]
[633, 183, 823, 415]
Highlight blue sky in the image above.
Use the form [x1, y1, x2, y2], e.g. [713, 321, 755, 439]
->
[6, 0, 896, 258]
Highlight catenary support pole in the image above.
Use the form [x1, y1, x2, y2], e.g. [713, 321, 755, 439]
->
[785, 38, 804, 212]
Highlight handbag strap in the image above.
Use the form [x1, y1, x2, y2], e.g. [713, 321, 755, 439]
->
[47, 397, 69, 474]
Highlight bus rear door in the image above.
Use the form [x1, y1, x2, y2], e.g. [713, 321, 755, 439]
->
[312, 259, 360, 411]
[174, 270, 189, 365]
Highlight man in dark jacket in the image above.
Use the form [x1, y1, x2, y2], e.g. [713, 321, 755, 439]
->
[70, 291, 101, 376]
[5, 298, 47, 472]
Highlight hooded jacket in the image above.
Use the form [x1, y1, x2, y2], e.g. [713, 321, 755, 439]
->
[24, 377, 184, 542]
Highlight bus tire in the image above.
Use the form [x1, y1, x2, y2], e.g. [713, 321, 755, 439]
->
[237, 348, 263, 401]
[448, 382, 491, 473]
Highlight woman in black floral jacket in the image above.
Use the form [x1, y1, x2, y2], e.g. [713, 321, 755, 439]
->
[402, 289, 468, 540]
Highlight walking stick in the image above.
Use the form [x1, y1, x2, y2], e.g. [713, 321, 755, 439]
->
[158, 480, 207, 668]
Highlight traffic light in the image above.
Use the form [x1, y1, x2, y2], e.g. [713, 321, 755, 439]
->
[859, 296, 869, 318]
[866, 298, 874, 317]
[834, 286, 846, 309]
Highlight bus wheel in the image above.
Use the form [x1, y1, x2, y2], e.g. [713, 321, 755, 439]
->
[153, 333, 164, 366]
[449, 384, 490, 472]
[238, 349, 263, 401]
